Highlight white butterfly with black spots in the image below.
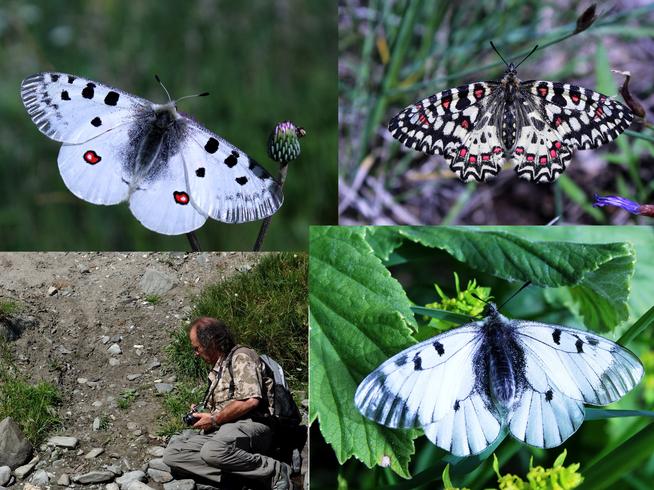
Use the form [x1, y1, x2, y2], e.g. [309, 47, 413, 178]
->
[389, 59, 634, 183]
[355, 303, 643, 457]
[21, 72, 282, 235]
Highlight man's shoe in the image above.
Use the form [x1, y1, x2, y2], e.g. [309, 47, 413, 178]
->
[271, 462, 292, 490]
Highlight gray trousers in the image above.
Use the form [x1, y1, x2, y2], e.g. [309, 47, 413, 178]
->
[163, 419, 278, 487]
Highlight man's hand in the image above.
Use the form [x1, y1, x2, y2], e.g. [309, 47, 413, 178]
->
[191, 412, 215, 430]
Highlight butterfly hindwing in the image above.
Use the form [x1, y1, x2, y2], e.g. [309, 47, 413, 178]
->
[21, 72, 144, 144]
[184, 121, 283, 223]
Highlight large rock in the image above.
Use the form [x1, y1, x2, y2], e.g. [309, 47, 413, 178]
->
[115, 470, 146, 488]
[163, 480, 196, 490]
[0, 466, 11, 486]
[148, 458, 170, 472]
[0, 314, 38, 341]
[72, 471, 115, 484]
[127, 482, 156, 490]
[0, 418, 33, 469]
[139, 270, 175, 296]
[14, 456, 38, 479]
[47, 435, 78, 448]
[30, 469, 49, 486]
[147, 468, 172, 483]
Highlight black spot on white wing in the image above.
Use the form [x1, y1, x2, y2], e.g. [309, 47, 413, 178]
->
[433, 341, 444, 356]
[552, 329, 561, 344]
[412, 354, 423, 371]
[67, 75, 76, 84]
[509, 387, 584, 449]
[423, 390, 501, 456]
[61, 90, 70, 101]
[91, 117, 102, 127]
[575, 337, 584, 353]
[104, 91, 119, 106]
[50, 74, 60, 82]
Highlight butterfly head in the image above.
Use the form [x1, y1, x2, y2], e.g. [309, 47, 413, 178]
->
[151, 101, 181, 128]
[482, 302, 500, 318]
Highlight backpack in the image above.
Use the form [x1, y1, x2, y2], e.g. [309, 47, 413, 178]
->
[226, 347, 306, 470]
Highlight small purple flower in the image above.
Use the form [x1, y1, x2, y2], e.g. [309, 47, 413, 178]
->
[593, 195, 644, 215]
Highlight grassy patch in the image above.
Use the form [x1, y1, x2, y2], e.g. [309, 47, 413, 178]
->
[158, 381, 204, 437]
[116, 389, 138, 410]
[0, 340, 60, 445]
[161, 253, 308, 432]
[145, 295, 161, 305]
[0, 300, 20, 315]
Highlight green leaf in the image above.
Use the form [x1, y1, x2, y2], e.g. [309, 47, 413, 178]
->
[366, 227, 406, 261]
[410, 306, 474, 325]
[618, 304, 654, 345]
[399, 227, 635, 331]
[584, 408, 654, 420]
[309, 226, 417, 477]
[580, 422, 654, 490]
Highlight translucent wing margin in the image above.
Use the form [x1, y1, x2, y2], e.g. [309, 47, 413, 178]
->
[515, 321, 643, 405]
[21, 72, 146, 144]
[355, 324, 503, 456]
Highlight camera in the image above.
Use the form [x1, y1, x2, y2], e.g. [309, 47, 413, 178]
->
[183, 405, 204, 426]
[183, 411, 199, 426]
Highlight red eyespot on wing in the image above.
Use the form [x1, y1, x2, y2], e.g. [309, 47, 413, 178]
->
[442, 98, 451, 110]
[459, 147, 468, 157]
[550, 149, 557, 158]
[173, 191, 190, 205]
[539, 156, 547, 164]
[474, 88, 484, 99]
[83, 150, 101, 165]
[538, 87, 548, 97]
[493, 146, 503, 154]
[595, 107, 604, 118]
[482, 154, 490, 161]
[571, 94, 580, 104]
[469, 155, 477, 164]
[554, 117, 562, 127]
[418, 113, 429, 126]
[461, 119, 469, 129]
[554, 141, 562, 149]
[515, 147, 524, 154]
[526, 154, 535, 162]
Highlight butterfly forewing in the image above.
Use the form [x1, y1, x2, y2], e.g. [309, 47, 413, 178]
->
[21, 72, 145, 144]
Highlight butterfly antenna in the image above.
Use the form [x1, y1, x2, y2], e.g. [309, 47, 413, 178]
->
[490, 41, 510, 67]
[155, 74, 173, 103]
[515, 45, 539, 69]
[497, 281, 532, 311]
[175, 92, 210, 103]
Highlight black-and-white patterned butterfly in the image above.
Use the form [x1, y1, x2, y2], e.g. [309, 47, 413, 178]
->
[21, 73, 283, 235]
[355, 303, 643, 457]
[388, 44, 634, 183]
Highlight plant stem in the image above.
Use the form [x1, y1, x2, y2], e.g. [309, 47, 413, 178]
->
[253, 164, 288, 251]
[186, 232, 201, 252]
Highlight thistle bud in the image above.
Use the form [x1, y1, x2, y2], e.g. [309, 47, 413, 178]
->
[267, 121, 305, 165]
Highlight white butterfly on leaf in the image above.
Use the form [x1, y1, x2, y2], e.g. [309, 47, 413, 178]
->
[355, 303, 643, 457]
[21, 73, 282, 235]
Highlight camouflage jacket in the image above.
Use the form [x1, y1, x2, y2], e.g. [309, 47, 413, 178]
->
[204, 345, 274, 419]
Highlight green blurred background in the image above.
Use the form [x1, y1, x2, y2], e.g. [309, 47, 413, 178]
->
[0, 0, 336, 250]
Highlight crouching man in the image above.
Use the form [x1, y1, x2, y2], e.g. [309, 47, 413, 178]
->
[163, 317, 291, 489]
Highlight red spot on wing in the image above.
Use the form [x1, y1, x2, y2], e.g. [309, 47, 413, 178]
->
[595, 107, 604, 118]
[538, 87, 548, 97]
[469, 155, 477, 164]
[493, 146, 503, 154]
[418, 113, 429, 126]
[515, 147, 525, 154]
[526, 154, 535, 162]
[482, 154, 490, 161]
[571, 94, 580, 104]
[554, 117, 562, 127]
[461, 119, 469, 129]
[539, 156, 548, 164]
[442, 98, 451, 110]
[459, 147, 468, 157]
[83, 150, 101, 165]
[173, 191, 190, 205]
[474, 88, 484, 99]
[554, 141, 562, 149]
[550, 149, 557, 158]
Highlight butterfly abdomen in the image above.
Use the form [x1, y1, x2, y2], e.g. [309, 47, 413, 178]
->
[480, 316, 525, 407]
